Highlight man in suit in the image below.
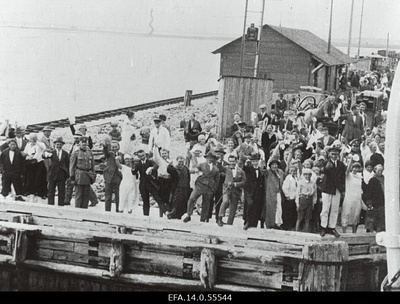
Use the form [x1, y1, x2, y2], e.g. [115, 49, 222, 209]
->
[232, 121, 246, 148]
[320, 147, 346, 237]
[275, 93, 287, 119]
[257, 104, 271, 127]
[0, 139, 25, 201]
[69, 137, 95, 209]
[43, 137, 69, 206]
[217, 154, 246, 226]
[102, 140, 124, 212]
[181, 113, 202, 144]
[0, 127, 28, 152]
[132, 149, 170, 217]
[318, 127, 335, 149]
[14, 127, 28, 152]
[278, 111, 294, 133]
[341, 104, 364, 144]
[207, 146, 227, 222]
[242, 154, 264, 229]
[228, 112, 242, 137]
[183, 151, 220, 223]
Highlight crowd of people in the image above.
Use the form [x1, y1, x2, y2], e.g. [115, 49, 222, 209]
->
[0, 68, 392, 237]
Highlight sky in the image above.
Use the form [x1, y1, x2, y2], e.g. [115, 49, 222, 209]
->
[0, 0, 399, 125]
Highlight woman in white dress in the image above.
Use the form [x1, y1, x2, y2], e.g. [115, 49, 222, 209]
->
[341, 158, 365, 233]
[119, 154, 137, 214]
[23, 133, 47, 203]
[120, 110, 137, 156]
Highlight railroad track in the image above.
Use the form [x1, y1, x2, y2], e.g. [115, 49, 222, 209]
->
[26, 90, 218, 133]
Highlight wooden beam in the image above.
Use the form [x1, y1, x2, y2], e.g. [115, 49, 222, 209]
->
[298, 242, 349, 291]
[200, 248, 217, 289]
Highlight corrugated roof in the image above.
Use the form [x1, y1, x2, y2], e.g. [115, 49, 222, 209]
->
[212, 24, 352, 66]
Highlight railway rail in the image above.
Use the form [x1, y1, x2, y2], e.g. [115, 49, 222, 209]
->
[25, 90, 218, 133]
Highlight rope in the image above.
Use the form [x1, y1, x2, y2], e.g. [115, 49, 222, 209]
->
[381, 268, 400, 291]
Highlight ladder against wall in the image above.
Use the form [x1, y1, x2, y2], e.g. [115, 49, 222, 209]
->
[239, 0, 266, 77]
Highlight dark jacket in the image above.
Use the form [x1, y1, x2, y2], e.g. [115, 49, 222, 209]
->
[43, 148, 70, 181]
[364, 176, 385, 208]
[70, 125, 93, 149]
[341, 113, 364, 143]
[243, 164, 264, 194]
[321, 159, 346, 194]
[132, 158, 160, 190]
[278, 119, 293, 132]
[183, 119, 202, 142]
[102, 144, 124, 184]
[0, 148, 25, 176]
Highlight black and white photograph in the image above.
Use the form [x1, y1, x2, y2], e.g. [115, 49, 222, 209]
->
[0, 0, 399, 295]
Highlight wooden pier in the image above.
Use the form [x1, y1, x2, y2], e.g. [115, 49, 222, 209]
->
[0, 201, 387, 292]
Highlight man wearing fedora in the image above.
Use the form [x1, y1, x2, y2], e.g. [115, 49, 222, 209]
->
[43, 137, 69, 206]
[320, 146, 346, 237]
[242, 153, 265, 230]
[183, 151, 220, 223]
[0, 139, 25, 201]
[217, 154, 246, 226]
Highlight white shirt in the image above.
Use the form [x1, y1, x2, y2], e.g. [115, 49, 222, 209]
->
[282, 175, 298, 200]
[148, 126, 171, 152]
[56, 149, 62, 161]
[16, 137, 23, 149]
[9, 150, 14, 164]
[232, 167, 237, 178]
[24, 142, 46, 162]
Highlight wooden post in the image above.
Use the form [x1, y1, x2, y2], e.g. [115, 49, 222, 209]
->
[108, 239, 125, 278]
[298, 241, 349, 291]
[200, 248, 217, 289]
[184, 90, 193, 107]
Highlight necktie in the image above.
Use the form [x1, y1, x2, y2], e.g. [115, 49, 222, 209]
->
[255, 168, 259, 178]
[58, 150, 62, 161]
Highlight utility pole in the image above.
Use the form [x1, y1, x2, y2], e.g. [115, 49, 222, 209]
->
[357, 0, 365, 59]
[327, 0, 334, 53]
[347, 0, 355, 57]
[387, 33, 390, 56]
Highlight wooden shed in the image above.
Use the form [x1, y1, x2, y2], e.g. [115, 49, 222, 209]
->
[212, 24, 352, 93]
[216, 76, 273, 138]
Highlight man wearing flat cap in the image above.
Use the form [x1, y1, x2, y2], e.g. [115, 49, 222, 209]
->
[320, 146, 346, 237]
[0, 138, 25, 201]
[69, 137, 96, 209]
[42, 137, 69, 206]
[148, 116, 170, 154]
